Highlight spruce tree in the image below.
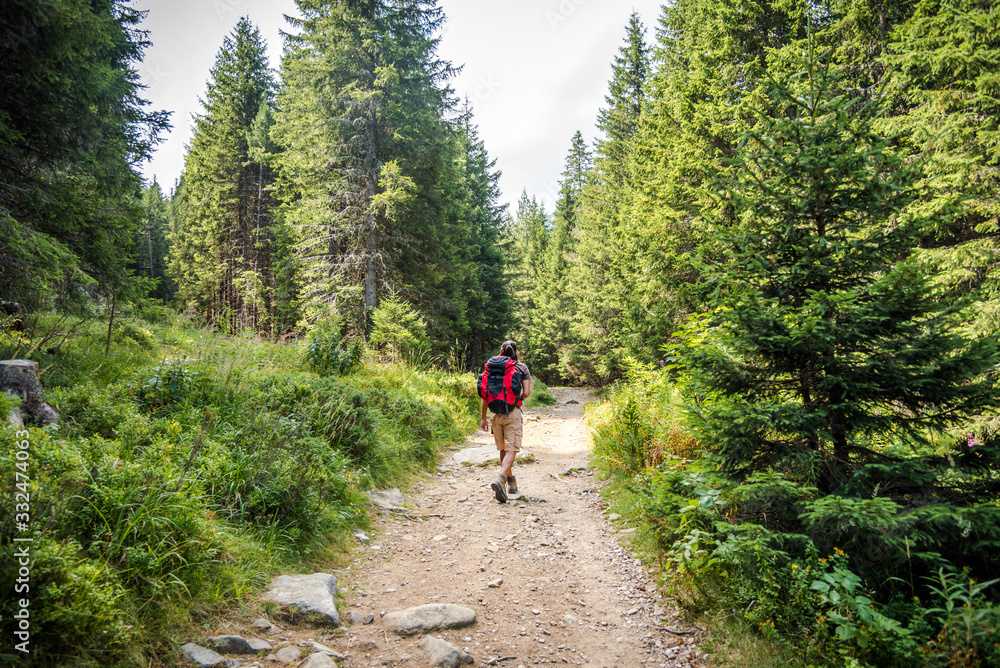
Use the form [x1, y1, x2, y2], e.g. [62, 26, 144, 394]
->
[137, 180, 175, 303]
[170, 17, 277, 333]
[533, 132, 590, 382]
[883, 0, 1000, 336]
[507, 191, 549, 370]
[679, 46, 998, 489]
[274, 0, 458, 338]
[0, 0, 168, 309]
[456, 107, 513, 367]
[576, 12, 650, 380]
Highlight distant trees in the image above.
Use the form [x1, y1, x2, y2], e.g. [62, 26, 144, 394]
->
[0, 0, 168, 310]
[169, 18, 277, 334]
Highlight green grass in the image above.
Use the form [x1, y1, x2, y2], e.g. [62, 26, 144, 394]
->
[0, 313, 481, 667]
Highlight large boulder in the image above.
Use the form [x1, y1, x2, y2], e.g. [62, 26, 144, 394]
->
[263, 573, 340, 626]
[383, 604, 476, 636]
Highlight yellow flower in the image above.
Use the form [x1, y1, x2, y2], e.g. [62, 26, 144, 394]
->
[818, 558, 828, 564]
[833, 547, 846, 556]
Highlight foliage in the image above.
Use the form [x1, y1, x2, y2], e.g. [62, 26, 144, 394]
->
[0, 314, 480, 666]
[589, 364, 1000, 666]
[0, 0, 169, 311]
[522, 379, 556, 409]
[306, 320, 363, 376]
[169, 18, 278, 334]
[368, 296, 431, 366]
[674, 42, 998, 490]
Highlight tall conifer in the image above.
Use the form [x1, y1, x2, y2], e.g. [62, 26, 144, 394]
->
[275, 0, 457, 337]
[680, 48, 998, 489]
[170, 18, 277, 333]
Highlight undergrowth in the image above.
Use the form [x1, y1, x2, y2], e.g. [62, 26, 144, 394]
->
[588, 359, 1000, 668]
[0, 314, 480, 667]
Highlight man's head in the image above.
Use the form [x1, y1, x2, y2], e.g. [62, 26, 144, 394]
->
[501, 339, 518, 360]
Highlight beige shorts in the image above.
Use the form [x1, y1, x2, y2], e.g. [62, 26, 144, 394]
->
[491, 407, 523, 452]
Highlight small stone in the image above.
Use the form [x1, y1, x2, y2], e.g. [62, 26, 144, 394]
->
[607, 513, 621, 521]
[357, 640, 378, 651]
[299, 653, 337, 668]
[488, 579, 503, 588]
[348, 611, 364, 625]
[181, 643, 225, 667]
[563, 614, 576, 624]
[304, 641, 345, 660]
[418, 636, 474, 668]
[353, 530, 370, 544]
[362, 613, 375, 625]
[207, 636, 272, 655]
[223, 661, 244, 668]
[532, 609, 541, 615]
[273, 646, 301, 664]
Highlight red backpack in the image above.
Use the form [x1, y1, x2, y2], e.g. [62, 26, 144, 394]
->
[477, 356, 523, 415]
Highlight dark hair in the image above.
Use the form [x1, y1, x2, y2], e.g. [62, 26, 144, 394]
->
[500, 340, 518, 360]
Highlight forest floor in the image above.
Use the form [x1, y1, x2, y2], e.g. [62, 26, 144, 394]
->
[226, 388, 707, 668]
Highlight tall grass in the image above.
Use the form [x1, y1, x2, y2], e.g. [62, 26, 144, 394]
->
[0, 314, 480, 666]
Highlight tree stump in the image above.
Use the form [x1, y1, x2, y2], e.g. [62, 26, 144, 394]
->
[1, 360, 59, 426]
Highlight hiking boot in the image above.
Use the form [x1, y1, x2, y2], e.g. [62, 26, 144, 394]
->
[507, 475, 518, 495]
[491, 475, 508, 504]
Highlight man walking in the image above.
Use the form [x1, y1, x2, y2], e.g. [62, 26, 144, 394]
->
[479, 340, 531, 503]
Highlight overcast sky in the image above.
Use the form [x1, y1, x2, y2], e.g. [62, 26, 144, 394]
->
[135, 0, 666, 213]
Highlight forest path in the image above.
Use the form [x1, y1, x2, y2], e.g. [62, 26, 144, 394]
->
[329, 387, 704, 668]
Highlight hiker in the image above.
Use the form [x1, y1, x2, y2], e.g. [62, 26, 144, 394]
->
[479, 340, 532, 503]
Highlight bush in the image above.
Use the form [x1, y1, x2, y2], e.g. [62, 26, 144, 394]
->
[306, 319, 363, 376]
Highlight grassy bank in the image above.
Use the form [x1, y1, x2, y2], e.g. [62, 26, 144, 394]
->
[0, 314, 480, 667]
[587, 361, 1000, 668]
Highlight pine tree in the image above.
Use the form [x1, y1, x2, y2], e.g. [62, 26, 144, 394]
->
[0, 0, 168, 309]
[679, 46, 998, 490]
[170, 17, 277, 333]
[274, 0, 458, 338]
[883, 0, 1000, 336]
[532, 132, 590, 382]
[575, 12, 650, 380]
[137, 180, 175, 303]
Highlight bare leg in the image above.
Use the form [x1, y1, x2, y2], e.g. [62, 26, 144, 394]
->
[500, 450, 516, 478]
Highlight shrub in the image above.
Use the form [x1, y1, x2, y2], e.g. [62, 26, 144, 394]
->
[306, 320, 363, 376]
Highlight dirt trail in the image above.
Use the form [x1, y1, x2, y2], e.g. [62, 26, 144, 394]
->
[327, 388, 705, 668]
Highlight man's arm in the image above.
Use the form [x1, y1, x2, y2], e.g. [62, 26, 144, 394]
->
[521, 378, 532, 401]
[480, 397, 490, 432]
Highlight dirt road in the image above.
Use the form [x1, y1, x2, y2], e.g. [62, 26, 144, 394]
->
[334, 387, 705, 668]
